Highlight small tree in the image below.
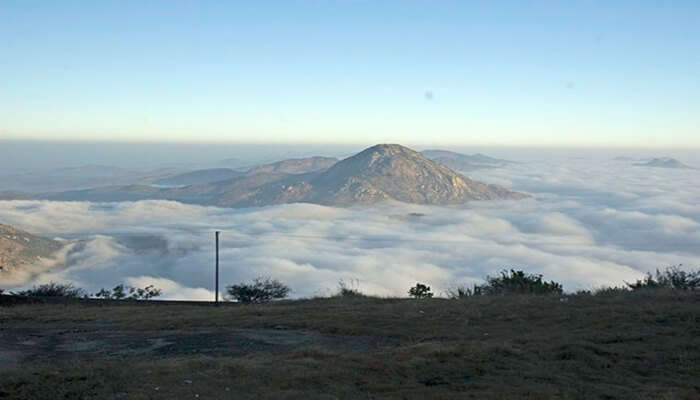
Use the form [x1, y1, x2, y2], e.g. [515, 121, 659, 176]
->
[13, 282, 87, 298]
[408, 283, 434, 299]
[226, 277, 290, 304]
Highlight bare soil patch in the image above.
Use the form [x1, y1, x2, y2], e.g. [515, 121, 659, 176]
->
[0, 322, 396, 369]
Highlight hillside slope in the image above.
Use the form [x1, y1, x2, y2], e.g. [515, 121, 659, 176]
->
[0, 223, 63, 274]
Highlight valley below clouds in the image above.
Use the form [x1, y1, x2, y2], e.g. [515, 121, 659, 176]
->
[1, 158, 699, 300]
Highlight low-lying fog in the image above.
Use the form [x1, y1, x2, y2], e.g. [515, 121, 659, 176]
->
[1, 148, 699, 300]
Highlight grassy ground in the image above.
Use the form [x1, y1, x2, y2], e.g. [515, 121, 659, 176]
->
[1, 290, 699, 399]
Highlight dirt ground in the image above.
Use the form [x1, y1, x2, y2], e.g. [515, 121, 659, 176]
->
[0, 322, 396, 372]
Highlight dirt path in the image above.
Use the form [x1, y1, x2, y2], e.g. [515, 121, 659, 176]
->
[0, 322, 397, 370]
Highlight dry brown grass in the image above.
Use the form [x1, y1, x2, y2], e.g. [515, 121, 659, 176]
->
[1, 290, 699, 399]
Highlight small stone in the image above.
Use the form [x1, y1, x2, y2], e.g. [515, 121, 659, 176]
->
[184, 379, 192, 385]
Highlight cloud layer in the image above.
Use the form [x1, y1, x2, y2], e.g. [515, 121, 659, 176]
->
[1, 158, 699, 299]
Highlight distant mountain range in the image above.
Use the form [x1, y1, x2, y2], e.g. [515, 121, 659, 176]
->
[634, 158, 695, 169]
[246, 156, 338, 175]
[33, 144, 527, 207]
[0, 191, 34, 200]
[151, 156, 339, 187]
[0, 223, 63, 275]
[420, 150, 514, 171]
[153, 168, 245, 186]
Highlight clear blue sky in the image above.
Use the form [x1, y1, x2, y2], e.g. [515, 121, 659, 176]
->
[1, 1, 699, 147]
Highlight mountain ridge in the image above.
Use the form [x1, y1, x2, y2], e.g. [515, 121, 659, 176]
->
[634, 158, 695, 169]
[421, 149, 514, 171]
[38, 144, 528, 207]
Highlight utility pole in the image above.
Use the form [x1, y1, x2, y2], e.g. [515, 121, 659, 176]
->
[215, 231, 220, 305]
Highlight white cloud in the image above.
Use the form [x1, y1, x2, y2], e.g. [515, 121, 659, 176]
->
[1, 158, 699, 299]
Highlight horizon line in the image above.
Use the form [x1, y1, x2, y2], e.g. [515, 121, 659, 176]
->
[2, 138, 700, 150]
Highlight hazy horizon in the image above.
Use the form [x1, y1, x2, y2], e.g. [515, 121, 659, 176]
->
[2, 139, 700, 174]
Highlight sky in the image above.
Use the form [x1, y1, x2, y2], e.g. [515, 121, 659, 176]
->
[1, 1, 699, 147]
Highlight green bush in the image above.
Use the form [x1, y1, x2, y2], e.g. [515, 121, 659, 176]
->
[334, 279, 365, 298]
[93, 284, 162, 300]
[226, 277, 290, 303]
[13, 282, 87, 298]
[408, 283, 433, 299]
[450, 269, 563, 297]
[626, 265, 700, 291]
[482, 269, 562, 295]
[446, 284, 484, 299]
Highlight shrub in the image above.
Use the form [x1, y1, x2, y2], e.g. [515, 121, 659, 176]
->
[481, 269, 563, 295]
[593, 286, 630, 296]
[408, 283, 433, 299]
[626, 265, 700, 291]
[335, 279, 364, 298]
[446, 284, 484, 299]
[450, 269, 563, 297]
[226, 277, 290, 303]
[93, 284, 162, 300]
[13, 282, 87, 298]
[0, 288, 4, 295]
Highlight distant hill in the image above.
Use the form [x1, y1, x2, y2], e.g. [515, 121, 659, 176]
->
[613, 156, 639, 162]
[153, 168, 245, 186]
[43, 144, 528, 207]
[150, 157, 337, 187]
[52, 165, 134, 177]
[634, 158, 695, 169]
[0, 191, 33, 200]
[421, 150, 514, 171]
[0, 223, 63, 275]
[246, 156, 338, 175]
[0, 164, 162, 193]
[46, 184, 165, 202]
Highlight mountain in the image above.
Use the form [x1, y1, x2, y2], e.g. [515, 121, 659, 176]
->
[153, 168, 245, 186]
[421, 150, 514, 171]
[635, 158, 695, 169]
[0, 223, 63, 275]
[44, 144, 528, 207]
[211, 144, 527, 207]
[246, 156, 338, 175]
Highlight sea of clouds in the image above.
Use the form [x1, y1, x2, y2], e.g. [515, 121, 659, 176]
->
[1, 157, 699, 300]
